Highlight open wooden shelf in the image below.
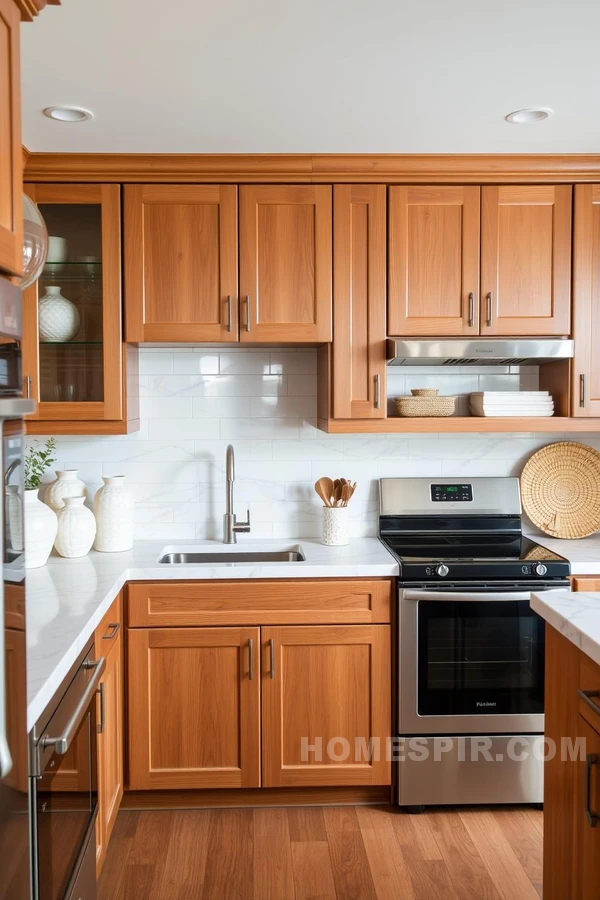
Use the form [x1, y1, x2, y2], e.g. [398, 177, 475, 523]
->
[317, 417, 600, 434]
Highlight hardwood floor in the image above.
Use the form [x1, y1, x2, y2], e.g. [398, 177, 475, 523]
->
[98, 805, 543, 900]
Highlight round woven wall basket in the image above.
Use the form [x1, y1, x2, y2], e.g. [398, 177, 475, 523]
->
[520, 441, 600, 539]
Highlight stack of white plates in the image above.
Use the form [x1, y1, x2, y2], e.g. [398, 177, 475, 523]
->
[469, 391, 554, 417]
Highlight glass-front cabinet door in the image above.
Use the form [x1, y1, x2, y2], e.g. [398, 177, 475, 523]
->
[22, 184, 134, 432]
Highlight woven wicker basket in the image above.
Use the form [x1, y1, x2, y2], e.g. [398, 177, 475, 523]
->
[520, 441, 600, 539]
[395, 395, 456, 417]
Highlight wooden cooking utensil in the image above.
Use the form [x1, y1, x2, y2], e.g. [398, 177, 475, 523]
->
[333, 480, 343, 506]
[314, 477, 334, 507]
[341, 484, 352, 506]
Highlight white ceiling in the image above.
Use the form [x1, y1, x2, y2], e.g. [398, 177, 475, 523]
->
[20, 0, 600, 154]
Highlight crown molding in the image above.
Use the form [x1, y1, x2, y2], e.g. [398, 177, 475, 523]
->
[22, 145, 30, 170]
[15, 0, 60, 22]
[22, 152, 600, 184]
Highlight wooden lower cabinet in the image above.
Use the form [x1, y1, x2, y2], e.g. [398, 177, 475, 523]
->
[262, 625, 391, 787]
[576, 715, 600, 900]
[95, 596, 124, 875]
[127, 627, 261, 790]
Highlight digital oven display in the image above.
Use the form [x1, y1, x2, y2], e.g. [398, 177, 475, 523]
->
[430, 483, 473, 502]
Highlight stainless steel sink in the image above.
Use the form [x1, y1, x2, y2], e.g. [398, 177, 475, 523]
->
[159, 550, 306, 564]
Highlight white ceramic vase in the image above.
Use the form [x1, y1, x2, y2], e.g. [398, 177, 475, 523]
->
[321, 506, 349, 546]
[55, 497, 96, 558]
[93, 475, 134, 552]
[6, 485, 23, 552]
[44, 469, 87, 512]
[38, 286, 80, 342]
[24, 489, 57, 568]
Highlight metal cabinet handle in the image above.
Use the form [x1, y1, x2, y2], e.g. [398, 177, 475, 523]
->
[248, 638, 254, 681]
[580, 374, 587, 408]
[25, 375, 31, 399]
[585, 753, 600, 827]
[245, 295, 251, 332]
[41, 658, 106, 756]
[226, 295, 233, 333]
[579, 688, 600, 717]
[468, 292, 475, 328]
[486, 292, 493, 326]
[374, 374, 381, 410]
[269, 638, 275, 679]
[97, 682, 105, 734]
[102, 622, 120, 641]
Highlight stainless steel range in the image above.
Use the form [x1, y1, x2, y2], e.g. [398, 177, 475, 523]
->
[378, 477, 570, 812]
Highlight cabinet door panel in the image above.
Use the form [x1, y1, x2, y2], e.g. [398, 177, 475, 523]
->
[124, 185, 238, 342]
[388, 186, 480, 336]
[332, 185, 386, 419]
[0, 0, 22, 277]
[128, 627, 260, 790]
[576, 716, 600, 900]
[95, 630, 123, 874]
[239, 185, 332, 342]
[573, 185, 600, 416]
[262, 625, 390, 787]
[481, 185, 571, 336]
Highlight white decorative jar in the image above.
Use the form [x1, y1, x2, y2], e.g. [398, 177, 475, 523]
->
[24, 489, 57, 568]
[6, 485, 23, 552]
[55, 497, 96, 558]
[321, 506, 349, 546]
[44, 469, 87, 512]
[38, 286, 80, 342]
[93, 475, 134, 552]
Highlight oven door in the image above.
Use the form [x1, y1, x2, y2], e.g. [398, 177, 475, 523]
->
[398, 587, 557, 735]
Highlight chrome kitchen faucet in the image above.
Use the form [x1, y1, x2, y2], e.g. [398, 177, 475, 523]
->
[223, 445, 251, 544]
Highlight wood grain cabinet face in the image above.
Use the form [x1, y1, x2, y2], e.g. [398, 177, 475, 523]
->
[576, 715, 600, 900]
[124, 185, 238, 343]
[261, 625, 391, 788]
[0, 0, 22, 277]
[239, 185, 332, 342]
[572, 185, 600, 417]
[127, 627, 261, 790]
[388, 186, 480, 336]
[332, 185, 386, 419]
[95, 620, 123, 875]
[481, 185, 572, 336]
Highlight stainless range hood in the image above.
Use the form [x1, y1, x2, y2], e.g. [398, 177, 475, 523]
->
[386, 338, 575, 367]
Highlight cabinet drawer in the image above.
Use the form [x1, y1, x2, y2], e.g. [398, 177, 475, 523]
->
[579, 652, 600, 732]
[127, 580, 392, 627]
[96, 594, 123, 650]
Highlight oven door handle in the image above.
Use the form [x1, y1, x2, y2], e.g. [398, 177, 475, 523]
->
[41, 658, 106, 756]
[402, 589, 536, 602]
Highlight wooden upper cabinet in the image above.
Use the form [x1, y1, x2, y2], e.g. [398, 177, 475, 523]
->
[0, 0, 22, 277]
[239, 185, 332, 342]
[572, 185, 600, 417]
[124, 185, 238, 342]
[128, 627, 261, 790]
[388, 186, 480, 336]
[332, 185, 386, 419]
[481, 185, 572, 336]
[261, 625, 391, 788]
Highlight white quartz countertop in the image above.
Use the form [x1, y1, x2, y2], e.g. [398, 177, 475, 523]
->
[26, 537, 397, 731]
[531, 590, 600, 667]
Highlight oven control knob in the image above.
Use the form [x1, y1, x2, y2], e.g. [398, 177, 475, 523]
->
[436, 564, 449, 577]
[534, 563, 548, 576]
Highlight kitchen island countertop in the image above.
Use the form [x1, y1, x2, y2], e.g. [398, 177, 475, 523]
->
[530, 589, 600, 667]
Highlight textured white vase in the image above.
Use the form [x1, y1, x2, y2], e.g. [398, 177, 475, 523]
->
[44, 469, 87, 512]
[24, 489, 57, 568]
[38, 286, 80, 342]
[93, 475, 134, 552]
[321, 506, 349, 546]
[6, 485, 23, 552]
[55, 497, 96, 558]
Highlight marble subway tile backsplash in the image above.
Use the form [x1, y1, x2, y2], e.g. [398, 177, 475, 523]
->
[29, 349, 600, 541]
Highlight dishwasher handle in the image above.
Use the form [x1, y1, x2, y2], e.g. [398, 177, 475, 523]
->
[41, 658, 106, 756]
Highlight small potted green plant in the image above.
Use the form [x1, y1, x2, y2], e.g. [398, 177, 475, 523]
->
[23, 439, 58, 568]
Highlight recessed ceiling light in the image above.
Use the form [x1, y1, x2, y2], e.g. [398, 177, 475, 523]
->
[43, 106, 93, 123]
[505, 107, 554, 125]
